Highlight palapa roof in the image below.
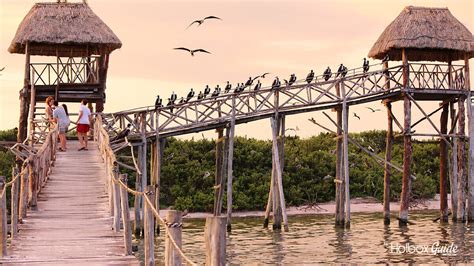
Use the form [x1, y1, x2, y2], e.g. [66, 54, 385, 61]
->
[8, 2, 122, 57]
[368, 6, 473, 62]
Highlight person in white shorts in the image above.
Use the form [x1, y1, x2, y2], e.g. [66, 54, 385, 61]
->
[52, 100, 70, 151]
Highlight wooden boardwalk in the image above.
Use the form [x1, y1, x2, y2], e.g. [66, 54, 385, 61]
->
[1, 141, 138, 265]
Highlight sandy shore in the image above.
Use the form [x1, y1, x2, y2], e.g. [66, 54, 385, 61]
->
[155, 195, 446, 219]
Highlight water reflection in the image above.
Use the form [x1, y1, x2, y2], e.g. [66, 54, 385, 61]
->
[133, 210, 473, 264]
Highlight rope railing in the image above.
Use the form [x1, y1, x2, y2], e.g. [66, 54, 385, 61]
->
[0, 126, 59, 257]
[94, 115, 197, 265]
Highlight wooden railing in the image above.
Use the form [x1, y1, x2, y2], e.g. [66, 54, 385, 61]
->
[94, 116, 198, 265]
[0, 127, 58, 256]
[30, 56, 99, 86]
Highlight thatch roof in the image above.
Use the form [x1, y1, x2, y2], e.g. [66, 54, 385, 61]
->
[8, 2, 122, 57]
[368, 6, 473, 62]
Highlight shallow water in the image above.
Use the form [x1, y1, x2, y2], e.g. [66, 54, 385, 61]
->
[135, 210, 473, 264]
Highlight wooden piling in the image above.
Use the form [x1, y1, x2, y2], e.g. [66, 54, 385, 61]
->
[144, 186, 155, 266]
[140, 113, 148, 234]
[119, 174, 132, 255]
[19, 166, 29, 221]
[271, 118, 282, 230]
[107, 157, 114, 217]
[384, 102, 393, 225]
[205, 216, 226, 266]
[271, 117, 289, 231]
[134, 170, 142, 238]
[11, 167, 20, 238]
[18, 42, 30, 144]
[226, 117, 235, 232]
[456, 95, 467, 222]
[165, 210, 182, 266]
[0, 176, 6, 257]
[263, 170, 273, 228]
[341, 82, 351, 227]
[464, 55, 473, 222]
[450, 102, 458, 221]
[335, 82, 345, 226]
[28, 158, 38, 210]
[112, 169, 121, 232]
[214, 128, 225, 216]
[439, 103, 449, 222]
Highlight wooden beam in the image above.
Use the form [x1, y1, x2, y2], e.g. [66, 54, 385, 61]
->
[271, 117, 282, 230]
[450, 102, 458, 221]
[271, 117, 289, 231]
[456, 95, 467, 222]
[384, 102, 393, 225]
[226, 113, 235, 232]
[465, 53, 474, 222]
[112, 170, 121, 232]
[0, 176, 6, 257]
[11, 167, 20, 238]
[143, 186, 155, 266]
[205, 216, 226, 266]
[119, 174, 132, 255]
[28, 73, 36, 147]
[439, 103, 449, 222]
[213, 128, 224, 216]
[165, 210, 182, 266]
[19, 166, 29, 221]
[335, 82, 345, 226]
[18, 42, 31, 144]
[341, 82, 351, 227]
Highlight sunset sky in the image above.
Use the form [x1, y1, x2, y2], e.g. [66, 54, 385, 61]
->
[0, 0, 472, 139]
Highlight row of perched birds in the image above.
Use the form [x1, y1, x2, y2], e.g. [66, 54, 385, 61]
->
[154, 56, 389, 110]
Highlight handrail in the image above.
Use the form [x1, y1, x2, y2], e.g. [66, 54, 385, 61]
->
[0, 126, 59, 256]
[94, 115, 197, 265]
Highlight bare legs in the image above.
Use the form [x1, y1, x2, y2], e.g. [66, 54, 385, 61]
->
[59, 133, 67, 151]
[77, 132, 88, 150]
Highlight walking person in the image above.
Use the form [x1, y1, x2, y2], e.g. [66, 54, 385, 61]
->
[52, 100, 70, 151]
[76, 99, 92, 151]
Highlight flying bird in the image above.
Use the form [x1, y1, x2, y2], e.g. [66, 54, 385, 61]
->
[259, 72, 270, 79]
[366, 107, 381, 112]
[306, 70, 314, 84]
[323, 67, 332, 81]
[353, 112, 360, 120]
[363, 58, 370, 73]
[173, 47, 211, 56]
[186, 16, 222, 29]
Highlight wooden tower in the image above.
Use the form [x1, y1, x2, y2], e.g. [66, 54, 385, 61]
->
[368, 6, 473, 224]
[8, 2, 122, 143]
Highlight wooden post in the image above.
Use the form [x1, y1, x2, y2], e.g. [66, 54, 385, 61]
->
[271, 117, 289, 231]
[119, 174, 132, 255]
[28, 158, 38, 210]
[107, 157, 114, 216]
[11, 167, 20, 238]
[335, 82, 345, 226]
[205, 216, 226, 266]
[144, 186, 155, 266]
[134, 170, 142, 238]
[112, 169, 121, 232]
[399, 48, 412, 225]
[341, 82, 350, 227]
[383, 102, 393, 225]
[19, 165, 29, 221]
[18, 42, 30, 144]
[226, 114, 235, 232]
[456, 97, 467, 222]
[96, 53, 109, 113]
[271, 117, 282, 230]
[0, 176, 6, 257]
[28, 73, 36, 147]
[213, 128, 224, 216]
[450, 102, 458, 221]
[216, 128, 229, 216]
[155, 138, 165, 234]
[165, 210, 182, 266]
[464, 54, 474, 222]
[140, 112, 148, 234]
[440, 103, 449, 222]
[263, 170, 273, 228]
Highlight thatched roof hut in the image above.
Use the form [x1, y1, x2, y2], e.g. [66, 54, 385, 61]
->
[8, 2, 122, 57]
[368, 6, 473, 62]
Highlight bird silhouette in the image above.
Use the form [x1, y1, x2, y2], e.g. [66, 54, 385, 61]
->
[173, 47, 211, 56]
[197, 91, 204, 100]
[259, 72, 270, 79]
[178, 97, 185, 104]
[353, 112, 360, 120]
[170, 91, 177, 102]
[0, 67, 4, 72]
[186, 16, 222, 29]
[382, 54, 390, 63]
[166, 152, 175, 161]
[110, 124, 132, 142]
[186, 88, 195, 102]
[253, 80, 262, 91]
[203, 171, 211, 178]
[323, 67, 332, 81]
[204, 85, 211, 97]
[363, 58, 370, 73]
[306, 70, 314, 83]
[337, 64, 348, 77]
[288, 74, 297, 85]
[167, 98, 174, 113]
[244, 77, 253, 87]
[366, 107, 381, 112]
[224, 81, 232, 93]
[154, 96, 162, 109]
[211, 85, 221, 97]
[323, 174, 333, 181]
[272, 77, 281, 89]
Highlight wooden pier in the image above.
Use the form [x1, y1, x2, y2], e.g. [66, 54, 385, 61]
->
[1, 141, 138, 265]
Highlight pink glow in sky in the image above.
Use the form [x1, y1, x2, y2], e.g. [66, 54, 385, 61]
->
[0, 0, 472, 139]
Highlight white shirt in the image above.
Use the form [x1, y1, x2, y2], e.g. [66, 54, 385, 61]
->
[52, 106, 70, 127]
[78, 104, 91, 125]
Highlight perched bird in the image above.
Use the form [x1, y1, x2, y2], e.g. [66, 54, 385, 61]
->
[353, 112, 360, 120]
[288, 74, 297, 85]
[154, 96, 162, 109]
[166, 152, 175, 161]
[110, 124, 132, 142]
[254, 80, 262, 91]
[245, 77, 253, 87]
[368, 146, 375, 153]
[306, 70, 315, 84]
[178, 97, 185, 104]
[271, 77, 281, 89]
[197, 91, 204, 100]
[170, 91, 177, 102]
[323, 67, 332, 81]
[366, 107, 381, 112]
[336, 64, 347, 77]
[203, 171, 211, 178]
[341, 65, 348, 77]
[224, 81, 232, 93]
[204, 85, 211, 97]
[186, 16, 222, 29]
[173, 47, 211, 56]
[186, 88, 195, 102]
[167, 98, 174, 113]
[382, 54, 390, 63]
[363, 58, 370, 73]
[283, 79, 289, 86]
[211, 85, 220, 97]
[323, 174, 333, 182]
